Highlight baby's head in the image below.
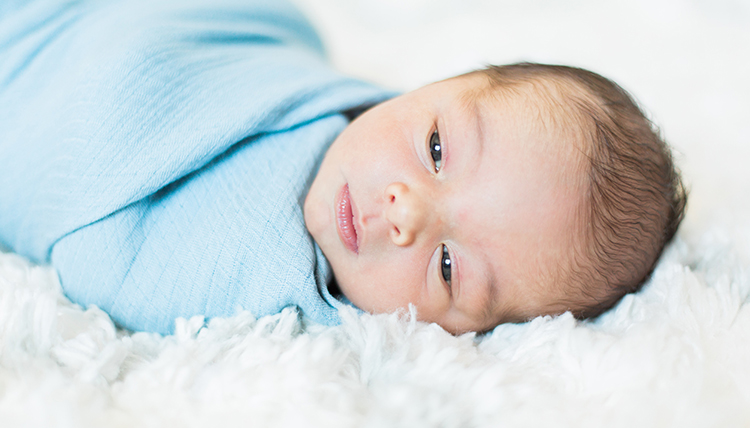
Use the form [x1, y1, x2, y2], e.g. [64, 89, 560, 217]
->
[304, 63, 686, 334]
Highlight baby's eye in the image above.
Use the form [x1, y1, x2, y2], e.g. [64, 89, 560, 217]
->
[429, 130, 442, 172]
[440, 244, 452, 287]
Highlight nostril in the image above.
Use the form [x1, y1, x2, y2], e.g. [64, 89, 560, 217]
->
[390, 195, 395, 203]
[394, 226, 400, 235]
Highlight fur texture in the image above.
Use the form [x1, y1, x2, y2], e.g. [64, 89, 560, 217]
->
[1, 220, 749, 427]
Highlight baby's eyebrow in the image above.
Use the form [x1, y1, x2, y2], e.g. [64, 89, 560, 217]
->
[474, 100, 486, 158]
[465, 255, 497, 326]
[463, 95, 486, 161]
[480, 275, 498, 324]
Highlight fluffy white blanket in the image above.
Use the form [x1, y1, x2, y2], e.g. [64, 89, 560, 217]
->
[2, 0, 749, 426]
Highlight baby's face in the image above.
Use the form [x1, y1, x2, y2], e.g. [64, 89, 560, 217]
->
[304, 73, 585, 333]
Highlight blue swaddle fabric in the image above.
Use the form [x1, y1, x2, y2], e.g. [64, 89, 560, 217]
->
[0, 0, 394, 334]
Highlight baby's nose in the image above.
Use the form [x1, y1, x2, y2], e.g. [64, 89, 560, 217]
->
[384, 182, 430, 246]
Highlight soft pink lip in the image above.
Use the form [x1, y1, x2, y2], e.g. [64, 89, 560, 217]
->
[335, 184, 359, 254]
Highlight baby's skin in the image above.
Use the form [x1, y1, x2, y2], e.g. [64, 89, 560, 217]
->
[304, 72, 587, 334]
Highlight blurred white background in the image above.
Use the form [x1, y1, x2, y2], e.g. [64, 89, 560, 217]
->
[293, 0, 750, 236]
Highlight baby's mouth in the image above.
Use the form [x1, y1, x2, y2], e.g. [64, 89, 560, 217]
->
[336, 184, 359, 254]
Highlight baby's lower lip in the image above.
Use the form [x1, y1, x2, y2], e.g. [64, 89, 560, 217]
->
[335, 184, 359, 254]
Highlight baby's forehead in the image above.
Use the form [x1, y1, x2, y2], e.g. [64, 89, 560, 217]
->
[463, 79, 591, 176]
[466, 72, 593, 126]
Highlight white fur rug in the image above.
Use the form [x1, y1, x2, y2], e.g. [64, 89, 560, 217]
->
[2, 0, 749, 426]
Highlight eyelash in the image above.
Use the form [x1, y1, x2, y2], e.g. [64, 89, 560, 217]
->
[429, 130, 442, 172]
[440, 244, 452, 289]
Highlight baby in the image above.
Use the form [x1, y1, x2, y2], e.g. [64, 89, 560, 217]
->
[0, 0, 685, 335]
[306, 63, 687, 334]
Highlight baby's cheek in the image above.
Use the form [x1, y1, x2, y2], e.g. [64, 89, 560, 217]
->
[334, 276, 379, 313]
[333, 268, 398, 314]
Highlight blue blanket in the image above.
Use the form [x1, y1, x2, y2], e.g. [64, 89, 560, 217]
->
[0, 0, 393, 334]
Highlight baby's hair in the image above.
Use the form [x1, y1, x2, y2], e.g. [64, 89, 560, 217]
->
[476, 62, 687, 319]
